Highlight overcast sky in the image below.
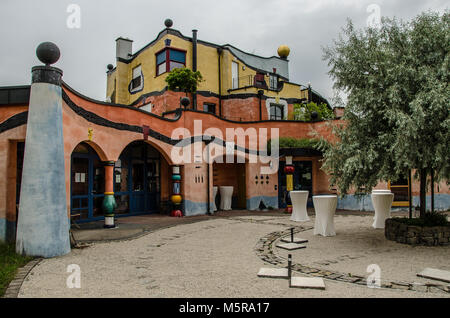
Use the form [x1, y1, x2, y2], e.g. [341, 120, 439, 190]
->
[0, 0, 447, 103]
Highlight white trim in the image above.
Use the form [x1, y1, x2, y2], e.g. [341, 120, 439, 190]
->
[266, 98, 288, 120]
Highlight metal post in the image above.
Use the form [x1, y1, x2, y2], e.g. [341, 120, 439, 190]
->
[408, 170, 412, 219]
[290, 227, 294, 242]
[288, 254, 292, 287]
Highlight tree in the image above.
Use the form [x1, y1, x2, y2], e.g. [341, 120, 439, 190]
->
[320, 11, 449, 218]
[165, 67, 203, 95]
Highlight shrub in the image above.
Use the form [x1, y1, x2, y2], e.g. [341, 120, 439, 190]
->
[392, 212, 449, 227]
[293, 102, 334, 121]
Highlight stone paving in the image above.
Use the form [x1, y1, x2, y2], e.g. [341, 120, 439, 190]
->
[5, 211, 450, 298]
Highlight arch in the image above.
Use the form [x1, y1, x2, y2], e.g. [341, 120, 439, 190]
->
[70, 141, 106, 221]
[114, 140, 168, 216]
[70, 140, 108, 162]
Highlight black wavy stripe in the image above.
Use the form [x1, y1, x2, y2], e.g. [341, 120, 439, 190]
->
[62, 91, 263, 155]
[0, 111, 28, 134]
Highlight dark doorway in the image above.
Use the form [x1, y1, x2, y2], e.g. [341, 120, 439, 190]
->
[114, 141, 161, 215]
[70, 143, 105, 221]
[278, 160, 313, 208]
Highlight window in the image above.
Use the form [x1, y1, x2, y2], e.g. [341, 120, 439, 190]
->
[130, 65, 143, 93]
[270, 104, 283, 120]
[254, 72, 268, 89]
[232, 61, 239, 89]
[203, 103, 216, 114]
[269, 74, 278, 90]
[389, 174, 410, 207]
[156, 48, 186, 76]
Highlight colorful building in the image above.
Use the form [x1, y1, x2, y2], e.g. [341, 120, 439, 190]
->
[0, 20, 448, 256]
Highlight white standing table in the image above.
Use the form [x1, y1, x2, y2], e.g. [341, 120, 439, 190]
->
[212, 186, 218, 211]
[290, 191, 310, 222]
[371, 192, 394, 228]
[312, 195, 338, 236]
[219, 186, 233, 211]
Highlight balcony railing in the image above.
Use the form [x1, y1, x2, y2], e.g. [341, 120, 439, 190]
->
[231, 75, 279, 91]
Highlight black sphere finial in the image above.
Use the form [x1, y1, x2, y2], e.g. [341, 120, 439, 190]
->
[107, 64, 114, 71]
[180, 96, 190, 108]
[164, 18, 173, 28]
[36, 42, 60, 66]
[311, 111, 318, 121]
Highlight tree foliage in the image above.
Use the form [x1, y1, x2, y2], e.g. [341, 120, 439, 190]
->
[319, 11, 449, 216]
[293, 102, 335, 121]
[165, 67, 203, 93]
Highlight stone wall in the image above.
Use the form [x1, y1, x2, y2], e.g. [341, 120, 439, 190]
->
[385, 218, 450, 246]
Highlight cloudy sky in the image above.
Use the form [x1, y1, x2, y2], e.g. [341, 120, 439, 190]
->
[0, 0, 447, 103]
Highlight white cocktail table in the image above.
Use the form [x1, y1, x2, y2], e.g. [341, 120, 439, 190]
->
[212, 186, 218, 211]
[312, 195, 337, 236]
[371, 192, 394, 228]
[372, 190, 392, 194]
[290, 191, 310, 222]
[219, 186, 233, 211]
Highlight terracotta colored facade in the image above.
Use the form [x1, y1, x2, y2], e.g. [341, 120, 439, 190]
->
[0, 23, 448, 244]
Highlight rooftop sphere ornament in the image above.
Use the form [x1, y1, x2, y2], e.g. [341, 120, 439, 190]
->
[36, 42, 60, 66]
[180, 97, 190, 108]
[164, 19, 173, 28]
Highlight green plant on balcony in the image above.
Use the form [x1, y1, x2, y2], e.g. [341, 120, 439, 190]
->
[293, 102, 334, 121]
[165, 67, 203, 95]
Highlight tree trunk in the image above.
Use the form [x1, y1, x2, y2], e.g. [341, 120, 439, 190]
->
[430, 168, 434, 213]
[419, 168, 427, 218]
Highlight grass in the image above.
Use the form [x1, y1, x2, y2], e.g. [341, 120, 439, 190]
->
[0, 243, 33, 296]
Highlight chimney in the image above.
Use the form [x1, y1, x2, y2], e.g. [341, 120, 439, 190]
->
[115, 37, 133, 60]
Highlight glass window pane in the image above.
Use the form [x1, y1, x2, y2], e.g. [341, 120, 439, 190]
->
[169, 50, 186, 63]
[169, 61, 184, 71]
[157, 62, 166, 75]
[115, 194, 130, 214]
[156, 51, 166, 65]
[72, 157, 89, 195]
[132, 65, 141, 79]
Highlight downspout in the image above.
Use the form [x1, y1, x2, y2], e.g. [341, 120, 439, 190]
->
[217, 47, 223, 117]
[205, 139, 211, 215]
[258, 90, 264, 121]
[192, 29, 198, 110]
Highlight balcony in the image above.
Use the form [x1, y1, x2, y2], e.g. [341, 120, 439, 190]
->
[230, 74, 280, 92]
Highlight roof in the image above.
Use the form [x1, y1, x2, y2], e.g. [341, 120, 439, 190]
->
[0, 85, 30, 105]
[117, 28, 289, 79]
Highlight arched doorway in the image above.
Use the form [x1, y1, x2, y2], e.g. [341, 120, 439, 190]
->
[70, 142, 105, 221]
[114, 141, 162, 215]
[213, 155, 247, 209]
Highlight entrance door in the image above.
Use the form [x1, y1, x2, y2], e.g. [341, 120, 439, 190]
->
[114, 141, 161, 215]
[278, 160, 313, 208]
[71, 143, 104, 221]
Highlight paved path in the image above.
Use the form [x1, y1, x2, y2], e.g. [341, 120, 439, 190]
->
[19, 214, 450, 297]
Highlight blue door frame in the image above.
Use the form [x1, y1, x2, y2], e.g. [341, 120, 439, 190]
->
[70, 148, 105, 222]
[114, 142, 161, 216]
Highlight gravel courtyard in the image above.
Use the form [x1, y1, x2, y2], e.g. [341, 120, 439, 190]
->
[19, 214, 450, 298]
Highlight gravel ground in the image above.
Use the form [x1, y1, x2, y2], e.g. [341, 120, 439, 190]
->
[19, 215, 450, 298]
